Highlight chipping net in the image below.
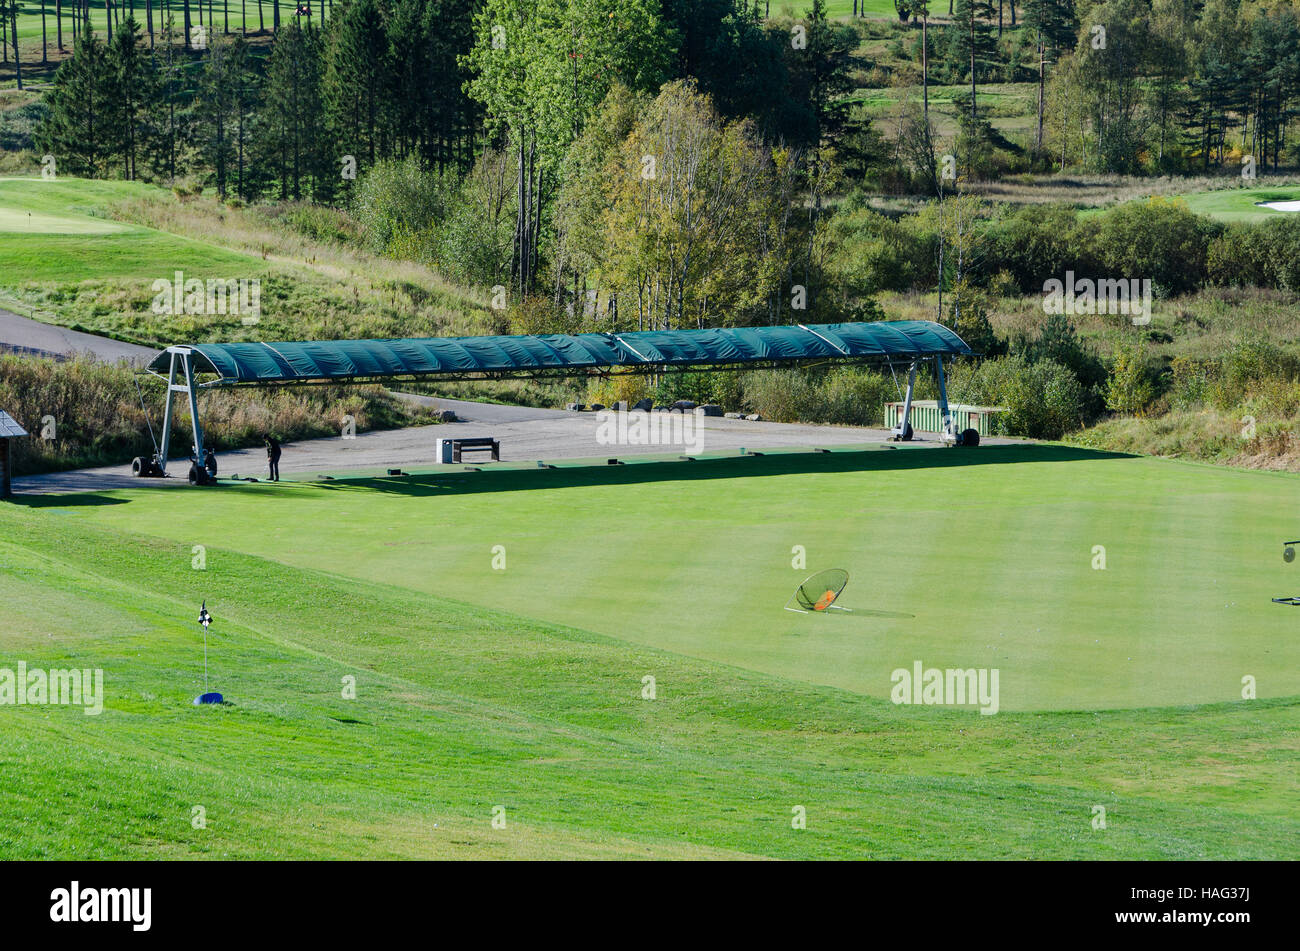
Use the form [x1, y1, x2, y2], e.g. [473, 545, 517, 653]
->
[785, 569, 850, 614]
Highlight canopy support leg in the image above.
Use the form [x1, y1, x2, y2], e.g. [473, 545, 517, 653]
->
[156, 348, 205, 477]
[157, 352, 177, 475]
[894, 360, 918, 439]
[936, 354, 953, 444]
[183, 351, 205, 467]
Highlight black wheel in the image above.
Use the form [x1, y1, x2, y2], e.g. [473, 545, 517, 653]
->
[131, 456, 145, 476]
[899, 422, 913, 441]
[187, 464, 202, 485]
[960, 428, 980, 447]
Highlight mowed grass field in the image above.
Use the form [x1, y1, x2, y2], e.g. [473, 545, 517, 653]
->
[0, 178, 260, 282]
[1177, 185, 1300, 223]
[1, 443, 1296, 858]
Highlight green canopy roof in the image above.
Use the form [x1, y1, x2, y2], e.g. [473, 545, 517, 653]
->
[148, 320, 973, 387]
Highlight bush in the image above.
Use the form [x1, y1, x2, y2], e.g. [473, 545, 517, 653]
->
[1105, 337, 1158, 415]
[1208, 338, 1300, 409]
[983, 204, 1081, 293]
[436, 149, 517, 286]
[1207, 216, 1300, 292]
[823, 207, 937, 297]
[953, 356, 1087, 439]
[351, 156, 454, 255]
[586, 375, 653, 408]
[739, 366, 899, 426]
[942, 281, 1008, 357]
[275, 203, 362, 246]
[1076, 198, 1216, 297]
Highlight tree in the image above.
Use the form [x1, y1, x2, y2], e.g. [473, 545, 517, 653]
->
[108, 16, 160, 180]
[1146, 0, 1190, 168]
[7, 0, 23, 89]
[37, 30, 113, 176]
[1021, 0, 1076, 153]
[323, 0, 389, 170]
[465, 0, 671, 295]
[598, 81, 804, 331]
[260, 22, 328, 200]
[197, 34, 239, 197]
[950, 0, 996, 120]
[1074, 0, 1153, 172]
[147, 13, 188, 184]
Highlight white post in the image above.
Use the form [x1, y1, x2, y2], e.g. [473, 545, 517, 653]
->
[936, 355, 952, 442]
[182, 351, 205, 467]
[896, 361, 918, 438]
[157, 352, 178, 474]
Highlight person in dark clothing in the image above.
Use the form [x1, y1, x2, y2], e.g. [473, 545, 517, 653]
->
[264, 434, 282, 482]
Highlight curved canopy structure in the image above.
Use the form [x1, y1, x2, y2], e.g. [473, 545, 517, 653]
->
[146, 320, 973, 387]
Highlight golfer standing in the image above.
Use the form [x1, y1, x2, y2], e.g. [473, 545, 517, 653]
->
[264, 434, 282, 482]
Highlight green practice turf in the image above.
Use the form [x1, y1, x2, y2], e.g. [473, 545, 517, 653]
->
[68, 444, 1300, 712]
[1, 446, 1297, 859]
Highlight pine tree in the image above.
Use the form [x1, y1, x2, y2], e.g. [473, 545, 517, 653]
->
[147, 13, 188, 183]
[322, 0, 389, 168]
[260, 22, 328, 200]
[37, 30, 113, 175]
[196, 34, 238, 196]
[1021, 0, 1075, 153]
[108, 16, 161, 179]
[951, 0, 996, 121]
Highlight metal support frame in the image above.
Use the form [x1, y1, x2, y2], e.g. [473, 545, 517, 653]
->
[156, 348, 206, 477]
[935, 354, 953, 444]
[892, 361, 919, 438]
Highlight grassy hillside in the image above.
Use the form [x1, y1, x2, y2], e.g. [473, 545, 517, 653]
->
[0, 176, 495, 346]
[0, 451, 1296, 858]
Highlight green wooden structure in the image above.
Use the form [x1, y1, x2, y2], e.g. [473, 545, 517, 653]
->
[885, 400, 1005, 437]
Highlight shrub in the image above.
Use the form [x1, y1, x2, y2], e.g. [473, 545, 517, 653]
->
[585, 375, 653, 408]
[1208, 339, 1300, 409]
[1207, 216, 1300, 292]
[1105, 336, 1157, 415]
[738, 366, 900, 426]
[824, 208, 936, 297]
[1016, 313, 1107, 390]
[983, 204, 1081, 293]
[351, 156, 454, 255]
[1076, 198, 1216, 297]
[954, 356, 1087, 439]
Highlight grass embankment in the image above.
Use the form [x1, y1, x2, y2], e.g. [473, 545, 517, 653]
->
[0, 177, 495, 347]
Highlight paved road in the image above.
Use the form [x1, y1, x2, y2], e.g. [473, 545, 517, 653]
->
[0, 308, 156, 366]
